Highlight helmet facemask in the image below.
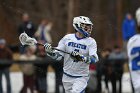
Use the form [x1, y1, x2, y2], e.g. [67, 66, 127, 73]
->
[80, 23, 93, 36]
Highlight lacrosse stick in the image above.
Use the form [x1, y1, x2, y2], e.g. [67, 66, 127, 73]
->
[19, 32, 70, 54]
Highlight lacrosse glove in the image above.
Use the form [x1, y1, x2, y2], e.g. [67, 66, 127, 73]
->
[44, 43, 53, 53]
[70, 51, 86, 62]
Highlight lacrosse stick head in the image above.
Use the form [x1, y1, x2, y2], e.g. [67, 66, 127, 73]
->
[19, 32, 37, 46]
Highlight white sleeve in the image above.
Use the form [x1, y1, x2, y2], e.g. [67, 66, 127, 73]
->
[127, 41, 130, 57]
[127, 38, 133, 58]
[56, 36, 66, 57]
[88, 39, 99, 62]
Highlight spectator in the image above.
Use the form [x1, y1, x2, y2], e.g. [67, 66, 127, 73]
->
[19, 46, 37, 93]
[18, 13, 36, 37]
[35, 20, 64, 93]
[0, 39, 13, 93]
[35, 19, 53, 43]
[35, 41, 64, 93]
[35, 41, 49, 93]
[109, 45, 127, 93]
[101, 48, 111, 93]
[18, 13, 36, 54]
[122, 13, 136, 51]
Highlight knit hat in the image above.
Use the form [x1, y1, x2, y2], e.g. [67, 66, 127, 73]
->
[0, 39, 6, 44]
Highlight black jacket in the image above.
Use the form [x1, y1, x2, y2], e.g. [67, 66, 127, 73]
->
[18, 21, 36, 37]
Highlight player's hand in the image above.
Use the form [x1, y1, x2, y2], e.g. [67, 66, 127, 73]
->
[70, 51, 86, 62]
[44, 43, 53, 53]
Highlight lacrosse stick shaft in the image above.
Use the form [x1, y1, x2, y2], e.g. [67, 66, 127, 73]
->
[52, 47, 70, 54]
[19, 32, 70, 55]
[36, 43, 70, 54]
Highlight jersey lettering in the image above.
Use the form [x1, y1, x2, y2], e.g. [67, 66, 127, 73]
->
[68, 42, 87, 50]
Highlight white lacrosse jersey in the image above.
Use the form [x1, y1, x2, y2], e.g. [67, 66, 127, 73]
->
[56, 33, 98, 77]
[127, 34, 140, 90]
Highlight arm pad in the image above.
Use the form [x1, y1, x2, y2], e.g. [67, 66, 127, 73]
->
[85, 55, 97, 64]
[47, 52, 63, 61]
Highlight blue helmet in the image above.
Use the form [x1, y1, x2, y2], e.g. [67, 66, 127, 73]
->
[73, 16, 93, 37]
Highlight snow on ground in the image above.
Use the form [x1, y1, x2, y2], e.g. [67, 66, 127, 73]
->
[1, 72, 132, 93]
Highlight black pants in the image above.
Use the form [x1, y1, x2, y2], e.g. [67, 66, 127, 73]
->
[104, 71, 123, 93]
[116, 71, 123, 93]
[96, 72, 102, 93]
[36, 77, 47, 93]
[35, 63, 49, 93]
[0, 68, 11, 93]
[103, 65, 117, 93]
[51, 61, 65, 93]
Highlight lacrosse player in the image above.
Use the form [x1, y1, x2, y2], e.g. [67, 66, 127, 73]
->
[127, 8, 140, 93]
[44, 16, 99, 93]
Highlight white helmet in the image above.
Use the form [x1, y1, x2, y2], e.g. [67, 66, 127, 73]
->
[136, 8, 140, 26]
[73, 16, 93, 37]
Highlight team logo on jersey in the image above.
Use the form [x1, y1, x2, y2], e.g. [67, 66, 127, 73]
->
[68, 42, 87, 50]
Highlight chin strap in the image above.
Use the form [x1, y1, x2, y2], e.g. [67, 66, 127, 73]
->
[74, 24, 90, 37]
